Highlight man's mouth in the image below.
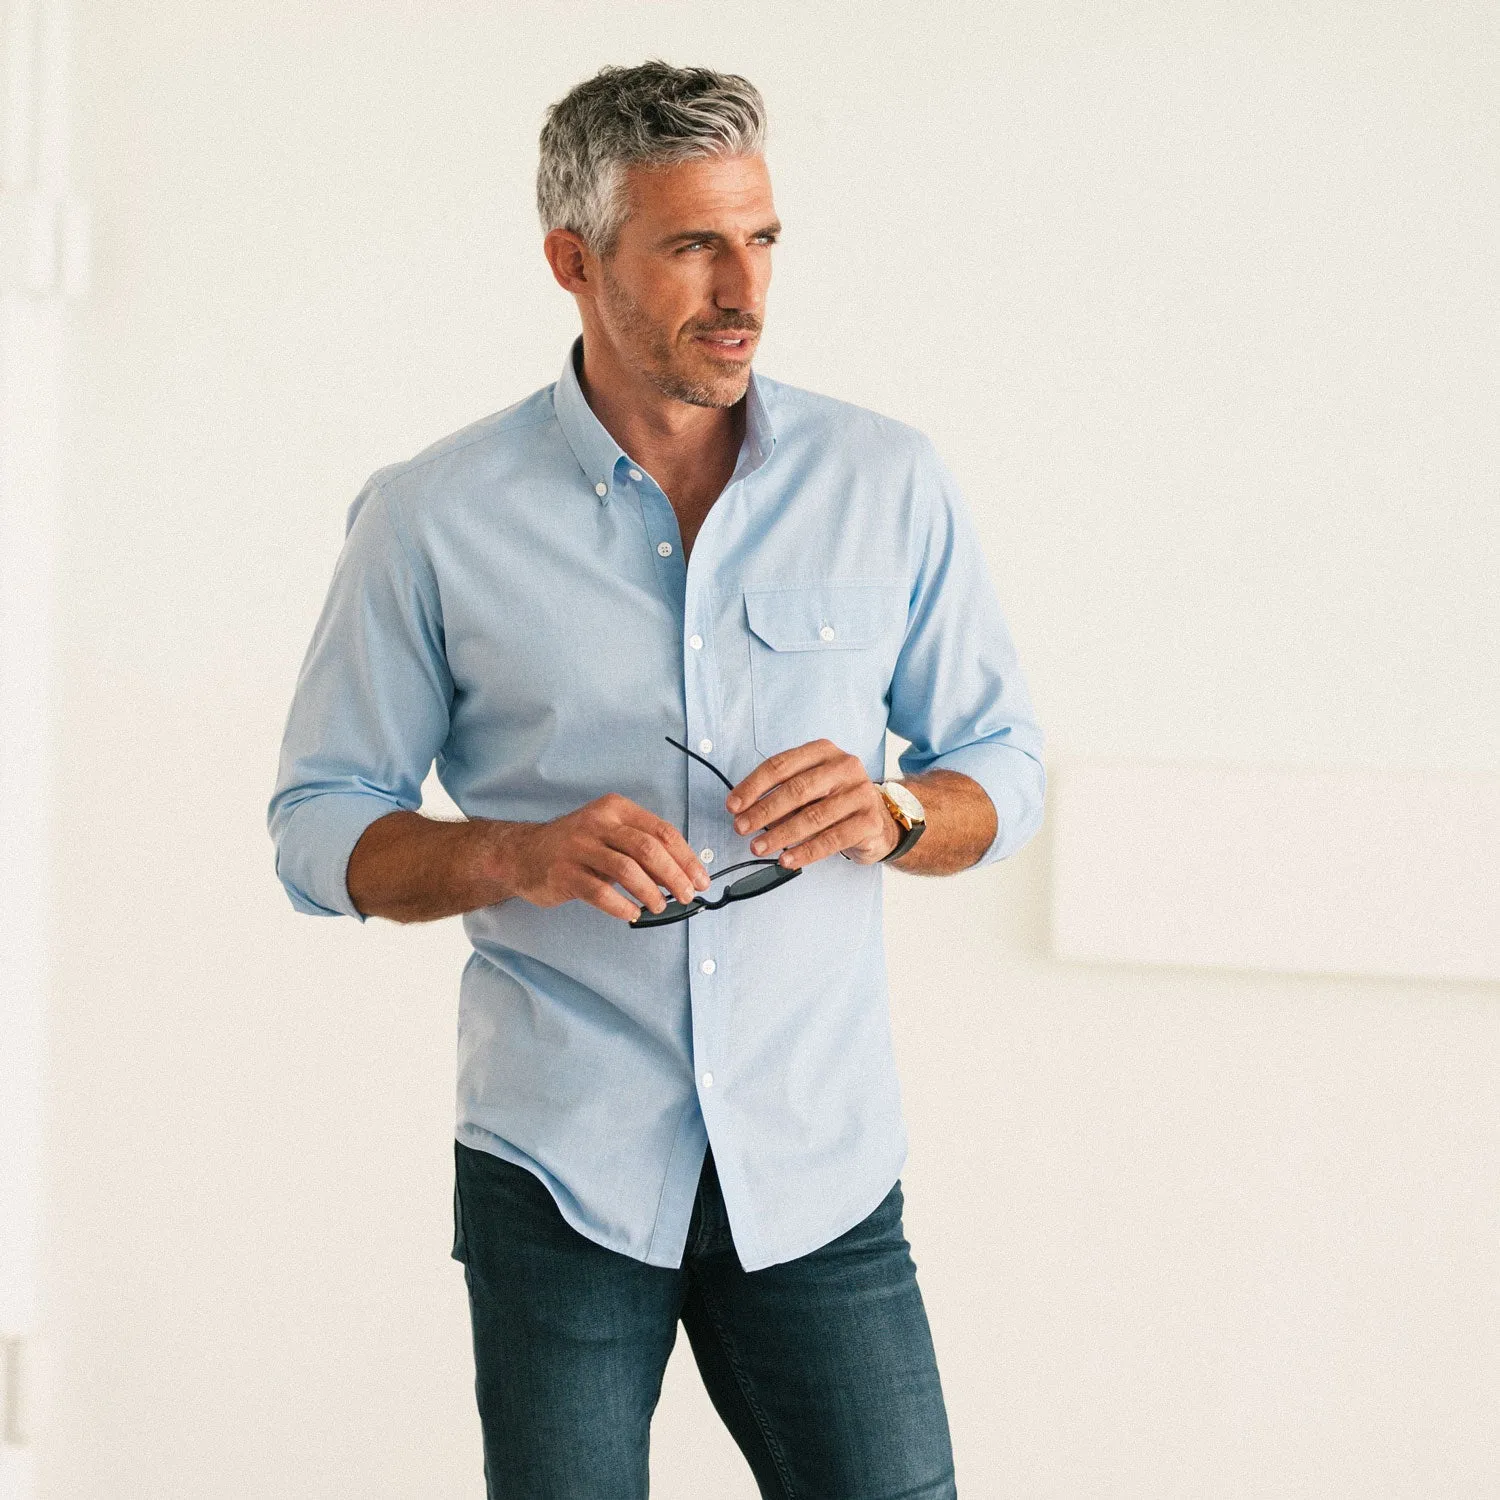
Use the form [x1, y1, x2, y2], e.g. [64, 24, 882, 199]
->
[694, 332, 756, 356]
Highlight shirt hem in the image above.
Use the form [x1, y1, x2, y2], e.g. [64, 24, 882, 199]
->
[454, 1121, 681, 1268]
[732, 1136, 910, 1273]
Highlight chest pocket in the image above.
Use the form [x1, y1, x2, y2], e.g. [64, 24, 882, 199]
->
[743, 580, 907, 762]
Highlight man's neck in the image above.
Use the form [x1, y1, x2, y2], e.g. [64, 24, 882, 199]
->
[575, 335, 746, 499]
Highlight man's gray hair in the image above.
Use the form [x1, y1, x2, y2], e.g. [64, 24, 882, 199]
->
[537, 60, 767, 258]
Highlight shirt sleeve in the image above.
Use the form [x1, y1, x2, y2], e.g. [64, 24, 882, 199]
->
[266, 474, 454, 920]
[886, 432, 1046, 869]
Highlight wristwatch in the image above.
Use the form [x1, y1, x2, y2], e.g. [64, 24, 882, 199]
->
[876, 779, 926, 861]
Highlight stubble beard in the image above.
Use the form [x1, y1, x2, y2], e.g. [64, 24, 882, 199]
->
[599, 260, 752, 410]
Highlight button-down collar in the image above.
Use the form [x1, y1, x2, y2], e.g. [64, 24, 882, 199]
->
[552, 333, 776, 503]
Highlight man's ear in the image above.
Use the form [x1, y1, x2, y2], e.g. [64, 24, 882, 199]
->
[543, 228, 591, 294]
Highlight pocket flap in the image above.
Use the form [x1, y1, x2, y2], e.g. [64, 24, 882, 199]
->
[743, 580, 906, 652]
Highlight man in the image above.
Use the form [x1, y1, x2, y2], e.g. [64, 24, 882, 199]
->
[268, 59, 1044, 1500]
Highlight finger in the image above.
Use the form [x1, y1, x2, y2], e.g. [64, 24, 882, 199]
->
[585, 846, 671, 914]
[610, 800, 710, 893]
[725, 740, 844, 817]
[733, 758, 852, 838]
[752, 786, 872, 858]
[574, 872, 645, 923]
[777, 810, 874, 868]
[600, 797, 710, 898]
[644, 816, 714, 895]
[617, 820, 708, 905]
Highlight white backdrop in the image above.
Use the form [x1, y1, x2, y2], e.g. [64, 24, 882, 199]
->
[2, 2, 86, 1496]
[37, 3, 1499, 1497]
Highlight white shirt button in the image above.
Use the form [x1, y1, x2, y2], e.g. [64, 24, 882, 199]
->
[700, 958, 716, 975]
[698, 738, 713, 754]
[628, 468, 643, 481]
[700, 848, 714, 863]
[701, 1071, 714, 1089]
[688, 634, 703, 650]
[819, 624, 836, 641]
[657, 541, 673, 557]
[595, 481, 608, 497]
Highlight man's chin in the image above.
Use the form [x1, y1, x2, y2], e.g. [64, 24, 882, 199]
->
[654, 361, 751, 409]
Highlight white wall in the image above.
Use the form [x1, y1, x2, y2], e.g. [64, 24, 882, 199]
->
[41, 3, 1498, 1496]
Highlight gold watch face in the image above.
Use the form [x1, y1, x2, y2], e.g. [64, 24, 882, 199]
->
[882, 780, 925, 824]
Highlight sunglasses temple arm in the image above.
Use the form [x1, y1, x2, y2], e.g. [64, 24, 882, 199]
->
[664, 734, 736, 792]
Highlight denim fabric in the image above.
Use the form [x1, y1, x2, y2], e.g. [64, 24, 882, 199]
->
[453, 1139, 958, 1499]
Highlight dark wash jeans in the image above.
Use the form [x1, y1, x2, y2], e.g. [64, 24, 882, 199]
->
[453, 1138, 958, 1499]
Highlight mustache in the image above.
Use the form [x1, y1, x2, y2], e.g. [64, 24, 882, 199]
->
[689, 321, 761, 336]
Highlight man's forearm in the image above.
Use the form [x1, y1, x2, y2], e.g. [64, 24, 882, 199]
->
[346, 810, 524, 924]
[885, 769, 999, 876]
[347, 767, 1000, 922]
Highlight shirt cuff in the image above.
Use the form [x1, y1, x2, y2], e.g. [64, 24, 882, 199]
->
[272, 792, 409, 921]
[911, 741, 1046, 870]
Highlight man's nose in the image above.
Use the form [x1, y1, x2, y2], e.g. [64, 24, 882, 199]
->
[713, 246, 766, 314]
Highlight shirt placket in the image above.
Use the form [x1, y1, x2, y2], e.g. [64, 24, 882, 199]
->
[628, 465, 734, 1121]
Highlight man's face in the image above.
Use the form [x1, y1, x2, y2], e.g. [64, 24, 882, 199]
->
[590, 153, 779, 409]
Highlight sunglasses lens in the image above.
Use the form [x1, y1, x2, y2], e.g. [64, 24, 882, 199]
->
[729, 865, 797, 898]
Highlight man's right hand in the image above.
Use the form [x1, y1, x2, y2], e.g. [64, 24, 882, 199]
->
[496, 794, 712, 923]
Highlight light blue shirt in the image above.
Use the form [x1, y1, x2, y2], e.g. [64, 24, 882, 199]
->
[268, 336, 1045, 1271]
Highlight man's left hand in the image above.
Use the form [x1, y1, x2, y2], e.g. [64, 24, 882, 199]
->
[724, 740, 901, 868]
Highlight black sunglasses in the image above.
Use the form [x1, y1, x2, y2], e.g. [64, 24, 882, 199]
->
[628, 735, 803, 929]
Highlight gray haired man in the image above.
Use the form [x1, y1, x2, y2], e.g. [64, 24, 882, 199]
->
[269, 58, 1045, 1499]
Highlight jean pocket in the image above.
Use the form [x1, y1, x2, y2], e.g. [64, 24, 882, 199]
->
[743, 579, 905, 762]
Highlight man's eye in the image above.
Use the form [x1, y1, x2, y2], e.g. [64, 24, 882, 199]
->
[676, 237, 777, 253]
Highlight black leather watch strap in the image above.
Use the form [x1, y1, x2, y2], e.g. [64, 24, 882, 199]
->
[881, 816, 926, 862]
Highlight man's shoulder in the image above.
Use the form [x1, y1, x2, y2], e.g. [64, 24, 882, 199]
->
[755, 369, 933, 464]
[365, 381, 559, 500]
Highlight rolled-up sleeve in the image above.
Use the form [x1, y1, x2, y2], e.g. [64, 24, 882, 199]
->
[887, 433, 1046, 869]
[267, 475, 453, 920]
